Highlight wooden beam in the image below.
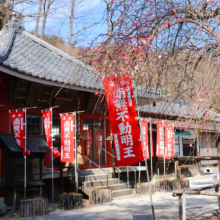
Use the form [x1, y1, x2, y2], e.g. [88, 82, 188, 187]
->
[26, 83, 33, 105]
[55, 97, 73, 102]
[48, 87, 55, 107]
[172, 156, 220, 161]
[18, 88, 28, 92]
[35, 85, 43, 105]
[16, 96, 27, 100]
[173, 190, 220, 196]
[193, 183, 220, 191]
[13, 79, 21, 103]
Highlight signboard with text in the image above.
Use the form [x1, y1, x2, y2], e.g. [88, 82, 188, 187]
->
[156, 121, 164, 157]
[141, 120, 149, 159]
[42, 110, 60, 159]
[60, 114, 75, 162]
[103, 74, 144, 166]
[10, 110, 29, 156]
[165, 125, 175, 159]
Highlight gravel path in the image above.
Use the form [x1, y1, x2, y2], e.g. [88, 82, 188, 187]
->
[2, 175, 220, 220]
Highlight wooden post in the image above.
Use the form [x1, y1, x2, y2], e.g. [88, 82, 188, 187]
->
[214, 175, 220, 212]
[175, 159, 182, 220]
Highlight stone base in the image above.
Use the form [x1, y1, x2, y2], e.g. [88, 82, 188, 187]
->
[0, 197, 6, 216]
[20, 197, 48, 217]
[89, 188, 111, 204]
[155, 179, 189, 192]
[137, 183, 154, 195]
[58, 192, 83, 210]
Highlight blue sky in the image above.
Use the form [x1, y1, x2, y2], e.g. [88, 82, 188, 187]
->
[15, 0, 107, 47]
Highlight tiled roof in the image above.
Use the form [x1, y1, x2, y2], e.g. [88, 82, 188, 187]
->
[0, 17, 163, 100]
[139, 100, 220, 121]
[0, 132, 50, 153]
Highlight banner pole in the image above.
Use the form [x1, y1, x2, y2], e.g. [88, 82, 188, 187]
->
[150, 118, 153, 182]
[75, 113, 79, 193]
[138, 117, 155, 219]
[133, 79, 155, 220]
[51, 107, 54, 209]
[24, 108, 27, 199]
[163, 121, 165, 177]
[138, 162, 140, 183]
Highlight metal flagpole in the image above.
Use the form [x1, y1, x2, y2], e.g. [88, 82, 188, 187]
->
[138, 116, 155, 220]
[163, 121, 166, 176]
[138, 162, 141, 183]
[74, 112, 79, 193]
[50, 107, 54, 209]
[150, 118, 153, 182]
[41, 105, 59, 209]
[133, 85, 155, 220]
[9, 107, 37, 199]
[24, 108, 27, 199]
[60, 111, 83, 193]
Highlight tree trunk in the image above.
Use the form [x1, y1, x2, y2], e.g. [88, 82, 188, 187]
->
[58, 193, 83, 209]
[41, 0, 52, 38]
[34, 0, 43, 36]
[20, 198, 48, 217]
[67, 0, 75, 54]
[89, 189, 111, 204]
[6, 0, 11, 19]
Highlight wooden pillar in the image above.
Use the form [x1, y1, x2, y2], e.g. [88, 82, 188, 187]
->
[12, 186, 16, 212]
[40, 157, 43, 197]
[175, 159, 182, 220]
[60, 162, 64, 193]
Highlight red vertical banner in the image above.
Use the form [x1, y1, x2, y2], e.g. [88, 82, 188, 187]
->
[165, 125, 175, 159]
[150, 120, 154, 157]
[84, 128, 92, 157]
[96, 130, 104, 159]
[60, 114, 75, 162]
[42, 110, 60, 159]
[141, 120, 149, 159]
[10, 110, 25, 152]
[103, 74, 144, 166]
[156, 121, 164, 157]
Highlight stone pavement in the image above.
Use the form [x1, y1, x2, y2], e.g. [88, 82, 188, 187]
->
[2, 175, 220, 220]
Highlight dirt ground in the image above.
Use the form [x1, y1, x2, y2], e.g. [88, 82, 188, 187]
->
[1, 175, 220, 220]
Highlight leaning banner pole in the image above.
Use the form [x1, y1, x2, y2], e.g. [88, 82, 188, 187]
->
[133, 83, 155, 220]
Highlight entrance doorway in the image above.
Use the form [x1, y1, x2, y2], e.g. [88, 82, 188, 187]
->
[83, 119, 106, 166]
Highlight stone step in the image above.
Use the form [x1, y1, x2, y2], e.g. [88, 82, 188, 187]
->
[79, 168, 113, 176]
[93, 183, 126, 191]
[84, 178, 119, 187]
[79, 174, 113, 182]
[112, 194, 139, 200]
[111, 189, 134, 198]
